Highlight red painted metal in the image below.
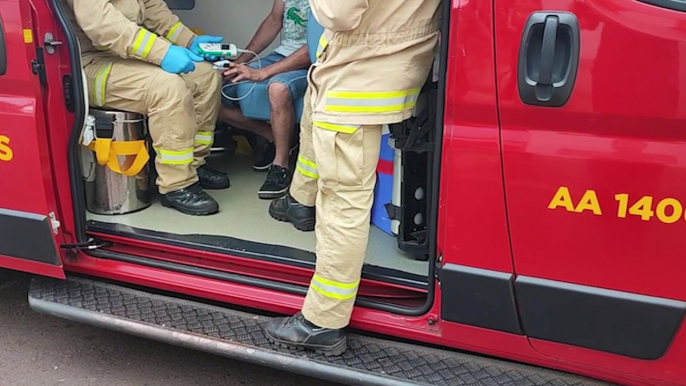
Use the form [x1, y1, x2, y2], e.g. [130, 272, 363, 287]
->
[435, 0, 514, 275]
[0, 0, 65, 278]
[91, 232, 424, 300]
[0, 254, 64, 279]
[496, 0, 686, 383]
[64, 252, 652, 386]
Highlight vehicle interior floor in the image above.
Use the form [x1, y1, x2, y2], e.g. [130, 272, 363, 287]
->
[87, 150, 429, 277]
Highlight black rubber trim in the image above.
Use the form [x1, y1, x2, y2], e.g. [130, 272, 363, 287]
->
[516, 276, 686, 360]
[439, 264, 522, 334]
[48, 0, 88, 244]
[88, 249, 421, 313]
[29, 276, 615, 386]
[87, 220, 426, 290]
[0, 208, 60, 265]
[163, 0, 195, 10]
[0, 14, 6, 76]
[637, 0, 686, 12]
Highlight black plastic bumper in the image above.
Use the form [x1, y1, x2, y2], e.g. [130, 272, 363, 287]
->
[28, 276, 614, 386]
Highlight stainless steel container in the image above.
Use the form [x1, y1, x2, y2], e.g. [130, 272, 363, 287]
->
[84, 109, 152, 215]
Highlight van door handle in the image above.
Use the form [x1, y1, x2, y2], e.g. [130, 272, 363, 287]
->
[517, 12, 580, 107]
[536, 16, 558, 102]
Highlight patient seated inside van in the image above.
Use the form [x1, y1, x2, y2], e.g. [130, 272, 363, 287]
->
[219, 0, 311, 200]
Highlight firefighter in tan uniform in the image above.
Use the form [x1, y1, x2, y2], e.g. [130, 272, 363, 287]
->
[266, 0, 440, 355]
[66, 0, 229, 216]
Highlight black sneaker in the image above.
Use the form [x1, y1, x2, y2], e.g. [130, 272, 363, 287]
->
[258, 165, 292, 199]
[253, 141, 299, 172]
[253, 142, 276, 172]
[160, 182, 219, 216]
[265, 312, 347, 356]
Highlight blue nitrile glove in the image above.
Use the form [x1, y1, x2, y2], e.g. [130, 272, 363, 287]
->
[160, 46, 204, 74]
[189, 35, 224, 61]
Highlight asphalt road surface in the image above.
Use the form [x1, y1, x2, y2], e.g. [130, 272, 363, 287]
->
[0, 270, 341, 386]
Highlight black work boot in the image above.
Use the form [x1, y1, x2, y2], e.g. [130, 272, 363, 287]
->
[265, 312, 347, 356]
[160, 182, 219, 216]
[197, 164, 230, 190]
[269, 194, 315, 231]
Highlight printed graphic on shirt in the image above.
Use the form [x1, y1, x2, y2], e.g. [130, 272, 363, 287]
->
[286, 6, 306, 27]
[275, 0, 310, 57]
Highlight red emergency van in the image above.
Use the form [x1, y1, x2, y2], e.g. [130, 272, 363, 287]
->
[1, 0, 685, 385]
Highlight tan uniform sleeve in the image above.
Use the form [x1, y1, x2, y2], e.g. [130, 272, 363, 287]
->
[142, 0, 197, 48]
[72, 0, 171, 66]
[310, 0, 369, 32]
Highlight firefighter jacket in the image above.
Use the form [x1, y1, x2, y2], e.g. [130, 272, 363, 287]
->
[310, 0, 441, 127]
[65, 0, 197, 68]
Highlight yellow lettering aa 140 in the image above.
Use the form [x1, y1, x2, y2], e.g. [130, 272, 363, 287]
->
[548, 186, 686, 225]
[548, 186, 602, 215]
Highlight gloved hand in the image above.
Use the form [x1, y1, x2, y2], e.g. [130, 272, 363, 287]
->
[160, 46, 204, 74]
[189, 35, 224, 61]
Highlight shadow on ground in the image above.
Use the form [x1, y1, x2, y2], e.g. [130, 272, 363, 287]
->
[0, 270, 340, 386]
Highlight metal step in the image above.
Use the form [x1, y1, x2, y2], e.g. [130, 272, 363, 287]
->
[28, 276, 614, 386]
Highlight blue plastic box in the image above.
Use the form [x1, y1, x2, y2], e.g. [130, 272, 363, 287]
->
[371, 132, 395, 236]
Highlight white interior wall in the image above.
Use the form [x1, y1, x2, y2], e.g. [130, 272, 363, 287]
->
[176, 0, 281, 55]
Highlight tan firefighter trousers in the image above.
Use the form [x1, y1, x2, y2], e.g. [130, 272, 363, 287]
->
[290, 86, 318, 206]
[293, 87, 383, 329]
[84, 56, 221, 194]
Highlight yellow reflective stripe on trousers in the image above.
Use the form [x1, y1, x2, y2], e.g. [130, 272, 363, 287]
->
[296, 155, 318, 179]
[194, 131, 213, 146]
[130, 29, 156, 59]
[325, 88, 421, 113]
[154, 147, 193, 165]
[316, 34, 328, 59]
[94, 45, 109, 51]
[310, 274, 359, 301]
[313, 121, 360, 134]
[92, 62, 113, 106]
[166, 22, 184, 44]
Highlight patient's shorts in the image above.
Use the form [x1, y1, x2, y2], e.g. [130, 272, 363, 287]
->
[221, 52, 308, 106]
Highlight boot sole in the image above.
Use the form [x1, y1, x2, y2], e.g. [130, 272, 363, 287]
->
[252, 163, 272, 172]
[269, 208, 315, 232]
[160, 197, 219, 216]
[258, 187, 289, 200]
[253, 145, 299, 173]
[265, 332, 348, 357]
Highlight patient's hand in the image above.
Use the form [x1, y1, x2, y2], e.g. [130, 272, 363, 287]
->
[222, 62, 267, 83]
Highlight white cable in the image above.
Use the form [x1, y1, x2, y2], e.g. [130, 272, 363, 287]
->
[220, 49, 261, 102]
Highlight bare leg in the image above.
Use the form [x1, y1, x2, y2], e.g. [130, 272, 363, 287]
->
[268, 83, 295, 168]
[218, 105, 274, 143]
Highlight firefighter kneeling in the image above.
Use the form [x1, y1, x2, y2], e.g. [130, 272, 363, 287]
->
[66, 0, 228, 216]
[265, 0, 441, 355]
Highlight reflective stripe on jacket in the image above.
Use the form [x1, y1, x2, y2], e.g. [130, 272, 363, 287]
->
[65, 0, 197, 67]
[309, 0, 441, 126]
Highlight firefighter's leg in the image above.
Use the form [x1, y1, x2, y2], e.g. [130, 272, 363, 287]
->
[84, 57, 219, 215]
[265, 124, 382, 355]
[269, 86, 317, 231]
[179, 61, 229, 190]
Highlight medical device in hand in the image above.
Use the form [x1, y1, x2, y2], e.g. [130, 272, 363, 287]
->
[198, 43, 239, 58]
[213, 60, 233, 70]
[214, 46, 261, 103]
